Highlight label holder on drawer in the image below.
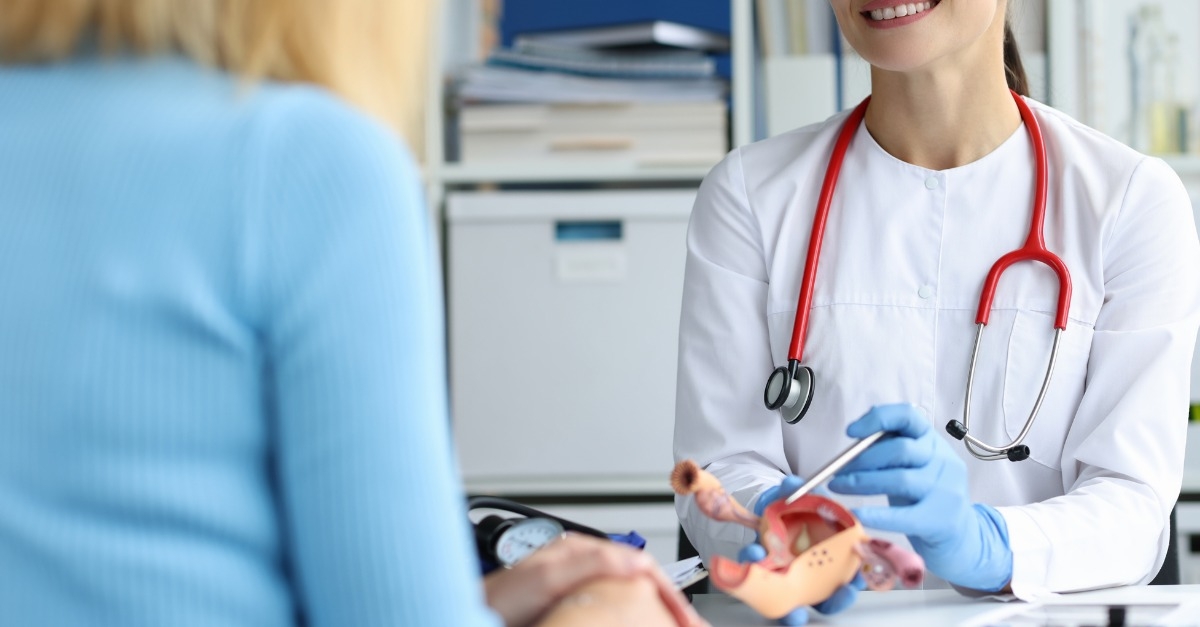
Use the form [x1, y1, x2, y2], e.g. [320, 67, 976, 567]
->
[554, 220, 626, 283]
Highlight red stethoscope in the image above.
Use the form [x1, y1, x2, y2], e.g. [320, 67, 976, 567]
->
[762, 91, 1072, 462]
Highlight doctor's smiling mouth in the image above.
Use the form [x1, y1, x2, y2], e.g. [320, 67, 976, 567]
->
[861, 1, 939, 28]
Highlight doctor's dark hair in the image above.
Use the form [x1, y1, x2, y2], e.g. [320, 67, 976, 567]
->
[1003, 22, 1029, 97]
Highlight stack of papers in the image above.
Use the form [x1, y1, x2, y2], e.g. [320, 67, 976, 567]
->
[667, 556, 709, 590]
[457, 66, 727, 104]
[514, 20, 730, 53]
[487, 41, 716, 80]
[457, 100, 727, 167]
[449, 20, 729, 168]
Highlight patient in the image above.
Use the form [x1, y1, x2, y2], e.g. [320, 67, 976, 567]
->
[0, 2, 701, 626]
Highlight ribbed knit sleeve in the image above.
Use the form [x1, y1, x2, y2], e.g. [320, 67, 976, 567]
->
[246, 91, 501, 627]
[0, 57, 497, 625]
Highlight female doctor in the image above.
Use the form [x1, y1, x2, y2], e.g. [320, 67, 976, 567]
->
[674, 0, 1200, 607]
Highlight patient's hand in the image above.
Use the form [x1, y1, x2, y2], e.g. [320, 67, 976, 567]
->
[483, 533, 708, 627]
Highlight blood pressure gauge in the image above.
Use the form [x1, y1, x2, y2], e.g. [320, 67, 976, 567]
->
[477, 515, 565, 567]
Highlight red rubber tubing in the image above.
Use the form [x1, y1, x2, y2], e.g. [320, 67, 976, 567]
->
[974, 91, 1072, 330]
[787, 98, 871, 363]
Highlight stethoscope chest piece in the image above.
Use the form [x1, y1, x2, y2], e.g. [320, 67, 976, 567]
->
[764, 361, 815, 424]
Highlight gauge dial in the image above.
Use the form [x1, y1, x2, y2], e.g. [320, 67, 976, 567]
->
[494, 517, 565, 567]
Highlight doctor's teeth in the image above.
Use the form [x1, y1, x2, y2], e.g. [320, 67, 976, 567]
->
[870, 2, 932, 21]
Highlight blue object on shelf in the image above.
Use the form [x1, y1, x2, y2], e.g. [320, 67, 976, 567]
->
[500, 0, 730, 45]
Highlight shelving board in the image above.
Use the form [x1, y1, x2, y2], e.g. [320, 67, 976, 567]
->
[437, 162, 714, 184]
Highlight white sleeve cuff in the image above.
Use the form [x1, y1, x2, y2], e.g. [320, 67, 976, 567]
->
[995, 505, 1057, 601]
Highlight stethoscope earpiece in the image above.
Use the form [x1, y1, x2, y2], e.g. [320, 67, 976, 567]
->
[946, 419, 1033, 463]
[1006, 446, 1031, 462]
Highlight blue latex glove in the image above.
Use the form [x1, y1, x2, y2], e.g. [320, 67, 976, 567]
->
[736, 475, 868, 625]
[827, 403, 1013, 592]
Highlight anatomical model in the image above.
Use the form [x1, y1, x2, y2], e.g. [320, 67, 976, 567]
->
[671, 460, 925, 622]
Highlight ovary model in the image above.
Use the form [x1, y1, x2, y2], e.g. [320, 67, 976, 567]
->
[671, 460, 925, 621]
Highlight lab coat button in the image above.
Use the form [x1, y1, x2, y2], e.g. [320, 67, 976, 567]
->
[924, 176, 939, 190]
[918, 285, 934, 299]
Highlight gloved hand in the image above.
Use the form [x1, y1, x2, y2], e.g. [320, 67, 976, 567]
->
[827, 403, 1013, 592]
[736, 475, 867, 626]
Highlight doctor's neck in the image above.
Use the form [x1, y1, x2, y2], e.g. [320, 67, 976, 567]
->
[862, 26, 1021, 171]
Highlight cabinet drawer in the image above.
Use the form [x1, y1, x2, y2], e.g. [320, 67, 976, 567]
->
[447, 189, 694, 485]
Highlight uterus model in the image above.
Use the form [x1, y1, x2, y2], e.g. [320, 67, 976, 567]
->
[671, 460, 925, 621]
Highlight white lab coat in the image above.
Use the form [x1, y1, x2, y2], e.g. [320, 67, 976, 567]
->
[674, 98, 1200, 599]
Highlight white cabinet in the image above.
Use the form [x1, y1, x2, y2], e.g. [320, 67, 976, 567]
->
[447, 190, 694, 494]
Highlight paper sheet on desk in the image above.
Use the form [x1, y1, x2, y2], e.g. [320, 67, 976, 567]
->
[668, 556, 708, 589]
[959, 588, 1200, 627]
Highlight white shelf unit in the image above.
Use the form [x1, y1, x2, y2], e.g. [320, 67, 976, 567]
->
[438, 162, 715, 185]
[423, 1, 726, 552]
[1046, 1, 1200, 176]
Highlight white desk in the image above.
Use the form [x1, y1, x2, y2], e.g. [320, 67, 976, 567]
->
[693, 586, 1200, 626]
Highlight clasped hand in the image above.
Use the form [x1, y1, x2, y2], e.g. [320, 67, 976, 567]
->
[484, 533, 708, 627]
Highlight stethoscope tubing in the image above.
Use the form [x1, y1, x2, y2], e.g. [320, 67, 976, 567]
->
[973, 94, 1072, 330]
[770, 91, 1074, 462]
[954, 94, 1072, 462]
[786, 97, 872, 364]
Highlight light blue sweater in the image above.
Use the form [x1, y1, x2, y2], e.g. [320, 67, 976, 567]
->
[0, 55, 500, 626]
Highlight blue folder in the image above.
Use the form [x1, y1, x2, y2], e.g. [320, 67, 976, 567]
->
[500, 0, 729, 44]
[499, 0, 730, 77]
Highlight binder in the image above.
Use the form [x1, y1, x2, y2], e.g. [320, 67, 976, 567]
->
[514, 21, 729, 52]
[499, 0, 730, 46]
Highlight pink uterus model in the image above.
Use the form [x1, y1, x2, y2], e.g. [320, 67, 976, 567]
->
[671, 460, 925, 621]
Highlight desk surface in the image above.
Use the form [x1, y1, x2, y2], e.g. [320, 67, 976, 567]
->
[692, 586, 1200, 626]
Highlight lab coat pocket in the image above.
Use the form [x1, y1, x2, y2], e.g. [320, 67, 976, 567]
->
[1002, 310, 1093, 470]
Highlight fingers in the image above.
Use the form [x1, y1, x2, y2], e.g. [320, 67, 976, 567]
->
[526, 534, 656, 599]
[643, 560, 711, 627]
[846, 403, 930, 440]
[539, 573, 709, 627]
[737, 542, 766, 563]
[754, 474, 802, 516]
[850, 502, 946, 539]
[850, 504, 927, 537]
[810, 577, 861, 615]
[777, 475, 803, 498]
[836, 436, 933, 473]
[828, 467, 935, 503]
[484, 535, 640, 626]
[776, 607, 811, 626]
[525, 535, 707, 627]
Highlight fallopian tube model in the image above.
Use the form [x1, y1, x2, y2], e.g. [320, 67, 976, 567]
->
[671, 460, 924, 620]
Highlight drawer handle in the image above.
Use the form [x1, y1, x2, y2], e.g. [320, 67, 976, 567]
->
[555, 220, 623, 242]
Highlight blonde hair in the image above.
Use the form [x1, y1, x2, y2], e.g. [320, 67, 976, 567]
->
[0, 0, 432, 151]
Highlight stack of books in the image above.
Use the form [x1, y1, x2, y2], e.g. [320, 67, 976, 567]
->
[453, 21, 730, 168]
